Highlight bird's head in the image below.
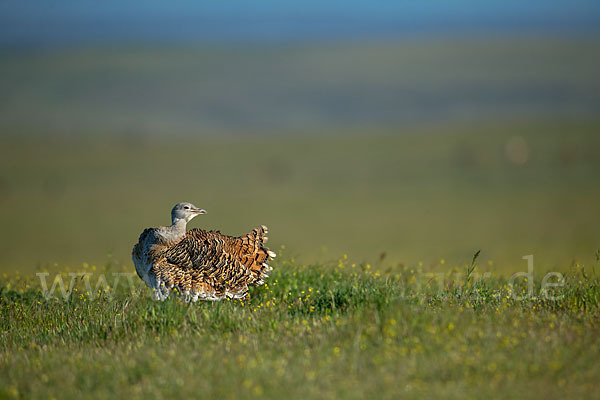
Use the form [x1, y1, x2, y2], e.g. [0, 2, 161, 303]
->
[171, 202, 206, 224]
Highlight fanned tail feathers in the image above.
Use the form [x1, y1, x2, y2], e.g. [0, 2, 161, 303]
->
[147, 225, 276, 302]
[240, 225, 276, 285]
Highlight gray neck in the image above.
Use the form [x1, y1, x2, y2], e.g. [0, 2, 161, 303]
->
[163, 218, 187, 241]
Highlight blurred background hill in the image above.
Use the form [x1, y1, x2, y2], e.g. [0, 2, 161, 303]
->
[0, 1, 599, 272]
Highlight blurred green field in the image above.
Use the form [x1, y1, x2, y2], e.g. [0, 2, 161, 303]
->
[0, 117, 599, 273]
[1, 37, 600, 273]
[2, 37, 599, 134]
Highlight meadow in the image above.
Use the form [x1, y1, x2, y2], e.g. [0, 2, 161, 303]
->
[1, 37, 599, 398]
[1, 253, 599, 399]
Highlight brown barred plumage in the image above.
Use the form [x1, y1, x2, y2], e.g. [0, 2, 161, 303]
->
[132, 202, 275, 302]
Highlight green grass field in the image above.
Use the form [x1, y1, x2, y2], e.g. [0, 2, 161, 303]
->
[1, 38, 600, 399]
[2, 118, 599, 399]
[1, 254, 599, 399]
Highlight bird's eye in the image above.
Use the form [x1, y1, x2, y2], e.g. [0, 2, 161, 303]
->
[184, 206, 189, 210]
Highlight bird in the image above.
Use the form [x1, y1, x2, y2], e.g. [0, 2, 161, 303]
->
[132, 202, 275, 302]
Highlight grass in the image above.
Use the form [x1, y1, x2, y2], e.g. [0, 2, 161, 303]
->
[1, 253, 599, 399]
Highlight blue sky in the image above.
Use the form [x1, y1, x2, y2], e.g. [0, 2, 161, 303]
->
[1, 0, 599, 44]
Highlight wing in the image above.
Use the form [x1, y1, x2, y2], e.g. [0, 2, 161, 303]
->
[132, 228, 157, 281]
[150, 226, 274, 300]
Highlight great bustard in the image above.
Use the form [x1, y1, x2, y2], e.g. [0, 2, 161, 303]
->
[132, 202, 275, 301]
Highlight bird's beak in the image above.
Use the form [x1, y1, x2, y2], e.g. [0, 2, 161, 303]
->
[194, 208, 207, 215]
